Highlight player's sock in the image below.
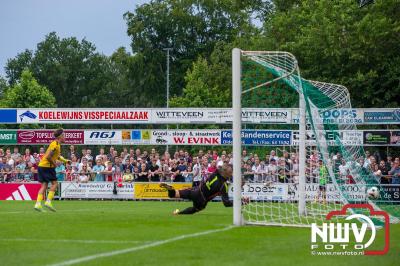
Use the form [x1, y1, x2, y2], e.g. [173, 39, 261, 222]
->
[47, 191, 55, 202]
[36, 193, 43, 204]
[168, 189, 176, 198]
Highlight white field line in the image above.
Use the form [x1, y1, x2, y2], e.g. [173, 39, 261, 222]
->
[48, 225, 234, 266]
[0, 238, 148, 244]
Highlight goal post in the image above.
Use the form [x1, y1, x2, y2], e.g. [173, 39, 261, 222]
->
[232, 48, 242, 226]
[231, 48, 400, 227]
[232, 49, 307, 226]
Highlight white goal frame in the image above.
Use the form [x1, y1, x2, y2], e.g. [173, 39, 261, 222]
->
[232, 48, 307, 226]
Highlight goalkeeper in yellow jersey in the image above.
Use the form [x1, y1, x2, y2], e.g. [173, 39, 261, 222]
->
[34, 129, 70, 212]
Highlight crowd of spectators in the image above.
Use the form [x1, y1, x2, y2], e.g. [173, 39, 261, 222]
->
[0, 146, 399, 185]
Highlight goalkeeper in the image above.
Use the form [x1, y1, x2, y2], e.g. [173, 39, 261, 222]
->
[160, 163, 234, 215]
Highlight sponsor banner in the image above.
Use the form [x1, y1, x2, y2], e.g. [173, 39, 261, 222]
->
[0, 109, 17, 123]
[0, 183, 41, 200]
[228, 183, 288, 201]
[134, 183, 192, 199]
[0, 130, 17, 144]
[363, 131, 390, 145]
[229, 183, 369, 202]
[17, 130, 84, 144]
[390, 131, 400, 145]
[60, 182, 134, 199]
[16, 109, 151, 124]
[6, 108, 400, 124]
[221, 130, 291, 146]
[84, 130, 122, 145]
[151, 130, 221, 145]
[381, 185, 400, 202]
[152, 109, 221, 124]
[241, 108, 292, 124]
[121, 130, 221, 145]
[122, 130, 152, 145]
[292, 130, 363, 146]
[292, 109, 364, 124]
[364, 109, 400, 124]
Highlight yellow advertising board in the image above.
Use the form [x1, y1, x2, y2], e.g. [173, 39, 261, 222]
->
[134, 183, 192, 199]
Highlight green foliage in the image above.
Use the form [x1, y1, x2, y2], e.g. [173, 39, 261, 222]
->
[0, 76, 8, 98]
[170, 43, 231, 108]
[258, 0, 400, 107]
[124, 0, 268, 106]
[0, 70, 55, 108]
[5, 32, 117, 108]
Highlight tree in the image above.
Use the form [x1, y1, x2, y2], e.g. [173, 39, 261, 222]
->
[5, 32, 117, 108]
[0, 70, 56, 108]
[0, 76, 8, 98]
[169, 41, 234, 108]
[124, 0, 269, 106]
[257, 0, 400, 107]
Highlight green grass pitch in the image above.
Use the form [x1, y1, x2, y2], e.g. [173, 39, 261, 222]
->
[0, 201, 398, 266]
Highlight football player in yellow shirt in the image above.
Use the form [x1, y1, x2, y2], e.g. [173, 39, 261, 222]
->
[34, 129, 70, 212]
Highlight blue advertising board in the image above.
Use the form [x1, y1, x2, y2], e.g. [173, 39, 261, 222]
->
[221, 130, 291, 146]
[364, 109, 400, 123]
[0, 109, 17, 123]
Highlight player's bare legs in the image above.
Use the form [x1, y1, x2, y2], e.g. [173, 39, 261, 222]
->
[44, 180, 58, 212]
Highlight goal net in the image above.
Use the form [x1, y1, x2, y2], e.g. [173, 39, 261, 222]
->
[232, 49, 400, 227]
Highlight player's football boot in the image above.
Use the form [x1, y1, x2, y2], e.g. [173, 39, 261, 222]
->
[44, 201, 56, 212]
[159, 183, 174, 191]
[34, 203, 44, 212]
[172, 209, 180, 215]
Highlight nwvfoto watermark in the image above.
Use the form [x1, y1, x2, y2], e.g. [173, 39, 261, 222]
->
[310, 204, 390, 256]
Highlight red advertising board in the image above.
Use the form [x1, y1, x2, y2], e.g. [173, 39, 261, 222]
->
[17, 130, 84, 144]
[0, 183, 41, 200]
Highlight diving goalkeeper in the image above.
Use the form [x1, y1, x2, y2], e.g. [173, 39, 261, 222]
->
[160, 163, 234, 215]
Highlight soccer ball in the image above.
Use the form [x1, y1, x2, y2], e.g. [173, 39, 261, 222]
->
[367, 186, 379, 199]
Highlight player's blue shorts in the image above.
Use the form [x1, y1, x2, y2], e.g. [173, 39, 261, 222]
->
[38, 167, 57, 183]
